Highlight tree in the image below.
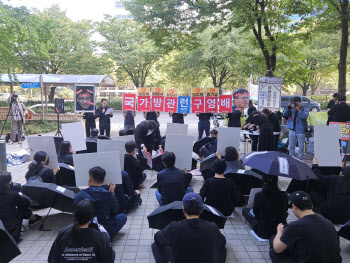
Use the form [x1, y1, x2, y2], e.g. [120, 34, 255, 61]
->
[97, 17, 163, 88]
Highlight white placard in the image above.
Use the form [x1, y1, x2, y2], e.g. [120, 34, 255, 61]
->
[73, 151, 122, 187]
[166, 123, 188, 135]
[27, 136, 59, 170]
[165, 134, 194, 170]
[113, 135, 135, 142]
[258, 76, 282, 111]
[105, 108, 113, 115]
[217, 127, 241, 155]
[97, 139, 126, 170]
[314, 126, 342, 167]
[62, 122, 87, 152]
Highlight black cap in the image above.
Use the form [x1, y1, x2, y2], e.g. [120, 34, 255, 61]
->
[289, 191, 312, 206]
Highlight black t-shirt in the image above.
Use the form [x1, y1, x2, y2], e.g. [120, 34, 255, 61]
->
[280, 214, 341, 263]
[146, 111, 158, 122]
[154, 218, 226, 263]
[124, 111, 135, 125]
[199, 177, 241, 216]
[48, 224, 115, 263]
[198, 113, 213, 122]
[171, 113, 184, 124]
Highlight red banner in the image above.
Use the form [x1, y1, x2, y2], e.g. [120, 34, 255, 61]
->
[151, 96, 164, 112]
[138, 96, 150, 112]
[219, 95, 232, 113]
[164, 97, 178, 113]
[123, 93, 136, 111]
[205, 97, 218, 113]
[192, 97, 205, 113]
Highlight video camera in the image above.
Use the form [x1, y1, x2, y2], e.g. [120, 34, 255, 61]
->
[10, 93, 18, 103]
[288, 101, 296, 109]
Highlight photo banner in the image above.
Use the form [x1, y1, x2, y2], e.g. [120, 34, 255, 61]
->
[151, 87, 164, 112]
[123, 93, 136, 111]
[205, 88, 219, 113]
[137, 87, 151, 112]
[192, 88, 205, 113]
[219, 95, 232, 113]
[329, 122, 350, 167]
[75, 85, 95, 112]
[258, 77, 282, 111]
[165, 89, 178, 113]
[178, 96, 191, 114]
[248, 75, 258, 101]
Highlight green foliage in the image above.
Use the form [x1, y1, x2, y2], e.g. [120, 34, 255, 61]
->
[0, 120, 58, 135]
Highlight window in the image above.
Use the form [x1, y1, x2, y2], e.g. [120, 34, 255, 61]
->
[281, 97, 290, 102]
[116, 1, 124, 8]
[117, 14, 122, 19]
[302, 97, 310, 102]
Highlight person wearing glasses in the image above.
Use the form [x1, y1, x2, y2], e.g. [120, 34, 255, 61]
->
[226, 89, 250, 128]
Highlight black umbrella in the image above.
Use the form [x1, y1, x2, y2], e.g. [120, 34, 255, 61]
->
[200, 154, 217, 172]
[0, 219, 21, 263]
[241, 151, 317, 181]
[338, 220, 350, 241]
[21, 181, 75, 213]
[147, 201, 227, 229]
[193, 137, 215, 155]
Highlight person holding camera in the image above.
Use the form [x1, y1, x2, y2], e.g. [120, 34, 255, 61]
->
[282, 96, 309, 160]
[7, 94, 27, 145]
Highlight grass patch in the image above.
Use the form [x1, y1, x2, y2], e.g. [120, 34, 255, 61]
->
[0, 120, 58, 135]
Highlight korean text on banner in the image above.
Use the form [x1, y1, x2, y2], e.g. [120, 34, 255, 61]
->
[177, 96, 191, 114]
[151, 87, 164, 112]
[138, 96, 151, 112]
[192, 88, 205, 113]
[258, 77, 282, 111]
[123, 93, 136, 111]
[164, 89, 178, 113]
[329, 122, 350, 167]
[219, 95, 232, 113]
[205, 88, 219, 113]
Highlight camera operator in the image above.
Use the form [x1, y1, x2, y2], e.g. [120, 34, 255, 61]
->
[282, 97, 309, 160]
[7, 93, 27, 145]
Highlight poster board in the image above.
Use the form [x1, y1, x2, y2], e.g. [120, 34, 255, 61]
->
[165, 89, 178, 113]
[62, 122, 87, 152]
[137, 87, 151, 112]
[151, 87, 165, 112]
[75, 85, 95, 112]
[258, 77, 282, 111]
[97, 139, 126, 170]
[329, 122, 350, 167]
[166, 123, 188, 135]
[165, 134, 194, 170]
[27, 136, 59, 170]
[177, 96, 191, 114]
[314, 125, 342, 167]
[191, 88, 205, 113]
[114, 135, 135, 142]
[122, 93, 136, 111]
[73, 151, 122, 186]
[217, 127, 241, 155]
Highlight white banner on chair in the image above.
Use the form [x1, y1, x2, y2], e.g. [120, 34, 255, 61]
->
[217, 127, 241, 155]
[97, 139, 126, 170]
[27, 136, 59, 170]
[165, 134, 194, 170]
[73, 151, 122, 187]
[61, 122, 87, 152]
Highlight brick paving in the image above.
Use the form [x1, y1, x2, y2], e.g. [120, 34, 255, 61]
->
[5, 112, 350, 262]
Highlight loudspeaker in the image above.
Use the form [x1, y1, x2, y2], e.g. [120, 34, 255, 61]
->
[54, 98, 65, 114]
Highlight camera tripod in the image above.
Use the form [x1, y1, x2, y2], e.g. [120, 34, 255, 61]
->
[55, 110, 63, 137]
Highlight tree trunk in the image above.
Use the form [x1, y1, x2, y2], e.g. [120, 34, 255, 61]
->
[48, 87, 56, 103]
[338, 2, 349, 96]
[310, 83, 317, 95]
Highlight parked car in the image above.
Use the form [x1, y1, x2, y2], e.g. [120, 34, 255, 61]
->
[281, 95, 321, 112]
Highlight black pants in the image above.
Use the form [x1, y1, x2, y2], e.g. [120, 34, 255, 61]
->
[198, 120, 210, 140]
[152, 242, 227, 263]
[99, 124, 110, 138]
[258, 123, 274, 151]
[242, 208, 258, 230]
[85, 121, 96, 138]
[273, 134, 280, 150]
[133, 173, 147, 189]
[269, 235, 295, 263]
[11, 207, 33, 242]
[252, 136, 259, 151]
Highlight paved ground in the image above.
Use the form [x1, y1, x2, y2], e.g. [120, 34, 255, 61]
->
[6, 112, 350, 263]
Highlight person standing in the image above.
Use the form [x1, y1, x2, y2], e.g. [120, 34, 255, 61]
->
[328, 94, 350, 123]
[283, 96, 309, 160]
[123, 110, 136, 131]
[262, 108, 281, 150]
[7, 94, 27, 145]
[169, 112, 187, 124]
[326, 93, 338, 125]
[196, 113, 213, 140]
[82, 109, 96, 138]
[144, 111, 160, 124]
[96, 98, 113, 138]
[253, 112, 274, 151]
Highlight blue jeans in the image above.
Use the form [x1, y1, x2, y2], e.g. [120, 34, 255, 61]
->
[198, 120, 210, 140]
[155, 187, 194, 206]
[105, 213, 127, 241]
[288, 130, 306, 160]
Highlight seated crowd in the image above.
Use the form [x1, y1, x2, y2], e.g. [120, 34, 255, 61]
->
[0, 128, 348, 263]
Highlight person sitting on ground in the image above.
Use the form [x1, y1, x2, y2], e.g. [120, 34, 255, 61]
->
[0, 172, 41, 243]
[242, 174, 288, 239]
[57, 141, 75, 166]
[270, 191, 341, 263]
[25, 151, 60, 183]
[199, 129, 218, 158]
[86, 128, 99, 143]
[152, 193, 227, 263]
[49, 199, 115, 263]
[311, 158, 350, 224]
[216, 146, 244, 174]
[156, 152, 193, 206]
[73, 166, 127, 241]
[200, 159, 241, 216]
[124, 141, 147, 189]
[134, 120, 162, 155]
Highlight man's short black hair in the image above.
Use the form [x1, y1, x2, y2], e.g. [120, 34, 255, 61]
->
[101, 98, 107, 103]
[224, 147, 239, 161]
[293, 201, 313, 211]
[0, 172, 11, 187]
[162, 151, 176, 167]
[292, 96, 302, 102]
[183, 206, 202, 216]
[212, 159, 227, 174]
[125, 141, 136, 153]
[89, 166, 106, 183]
[338, 94, 346, 102]
[91, 128, 99, 137]
[210, 129, 218, 135]
[333, 93, 339, 98]
[147, 120, 158, 131]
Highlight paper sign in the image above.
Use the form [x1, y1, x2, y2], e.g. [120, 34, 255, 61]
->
[192, 88, 204, 97]
[165, 97, 178, 112]
[258, 77, 282, 112]
[151, 96, 164, 112]
[314, 125, 342, 167]
[61, 122, 87, 151]
[73, 151, 122, 186]
[27, 136, 59, 170]
[97, 139, 126, 170]
[137, 87, 150, 96]
[165, 134, 194, 170]
[123, 93, 136, 111]
[205, 96, 218, 113]
[329, 122, 350, 167]
[138, 96, 151, 112]
[219, 95, 232, 113]
[165, 89, 178, 97]
[177, 96, 191, 114]
[217, 127, 241, 155]
[166, 123, 188, 135]
[278, 157, 289, 175]
[114, 135, 135, 142]
[206, 88, 219, 97]
[105, 108, 113, 115]
[191, 97, 205, 113]
[151, 87, 164, 96]
[75, 85, 95, 112]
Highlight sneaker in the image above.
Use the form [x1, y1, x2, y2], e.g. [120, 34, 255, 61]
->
[29, 215, 42, 227]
